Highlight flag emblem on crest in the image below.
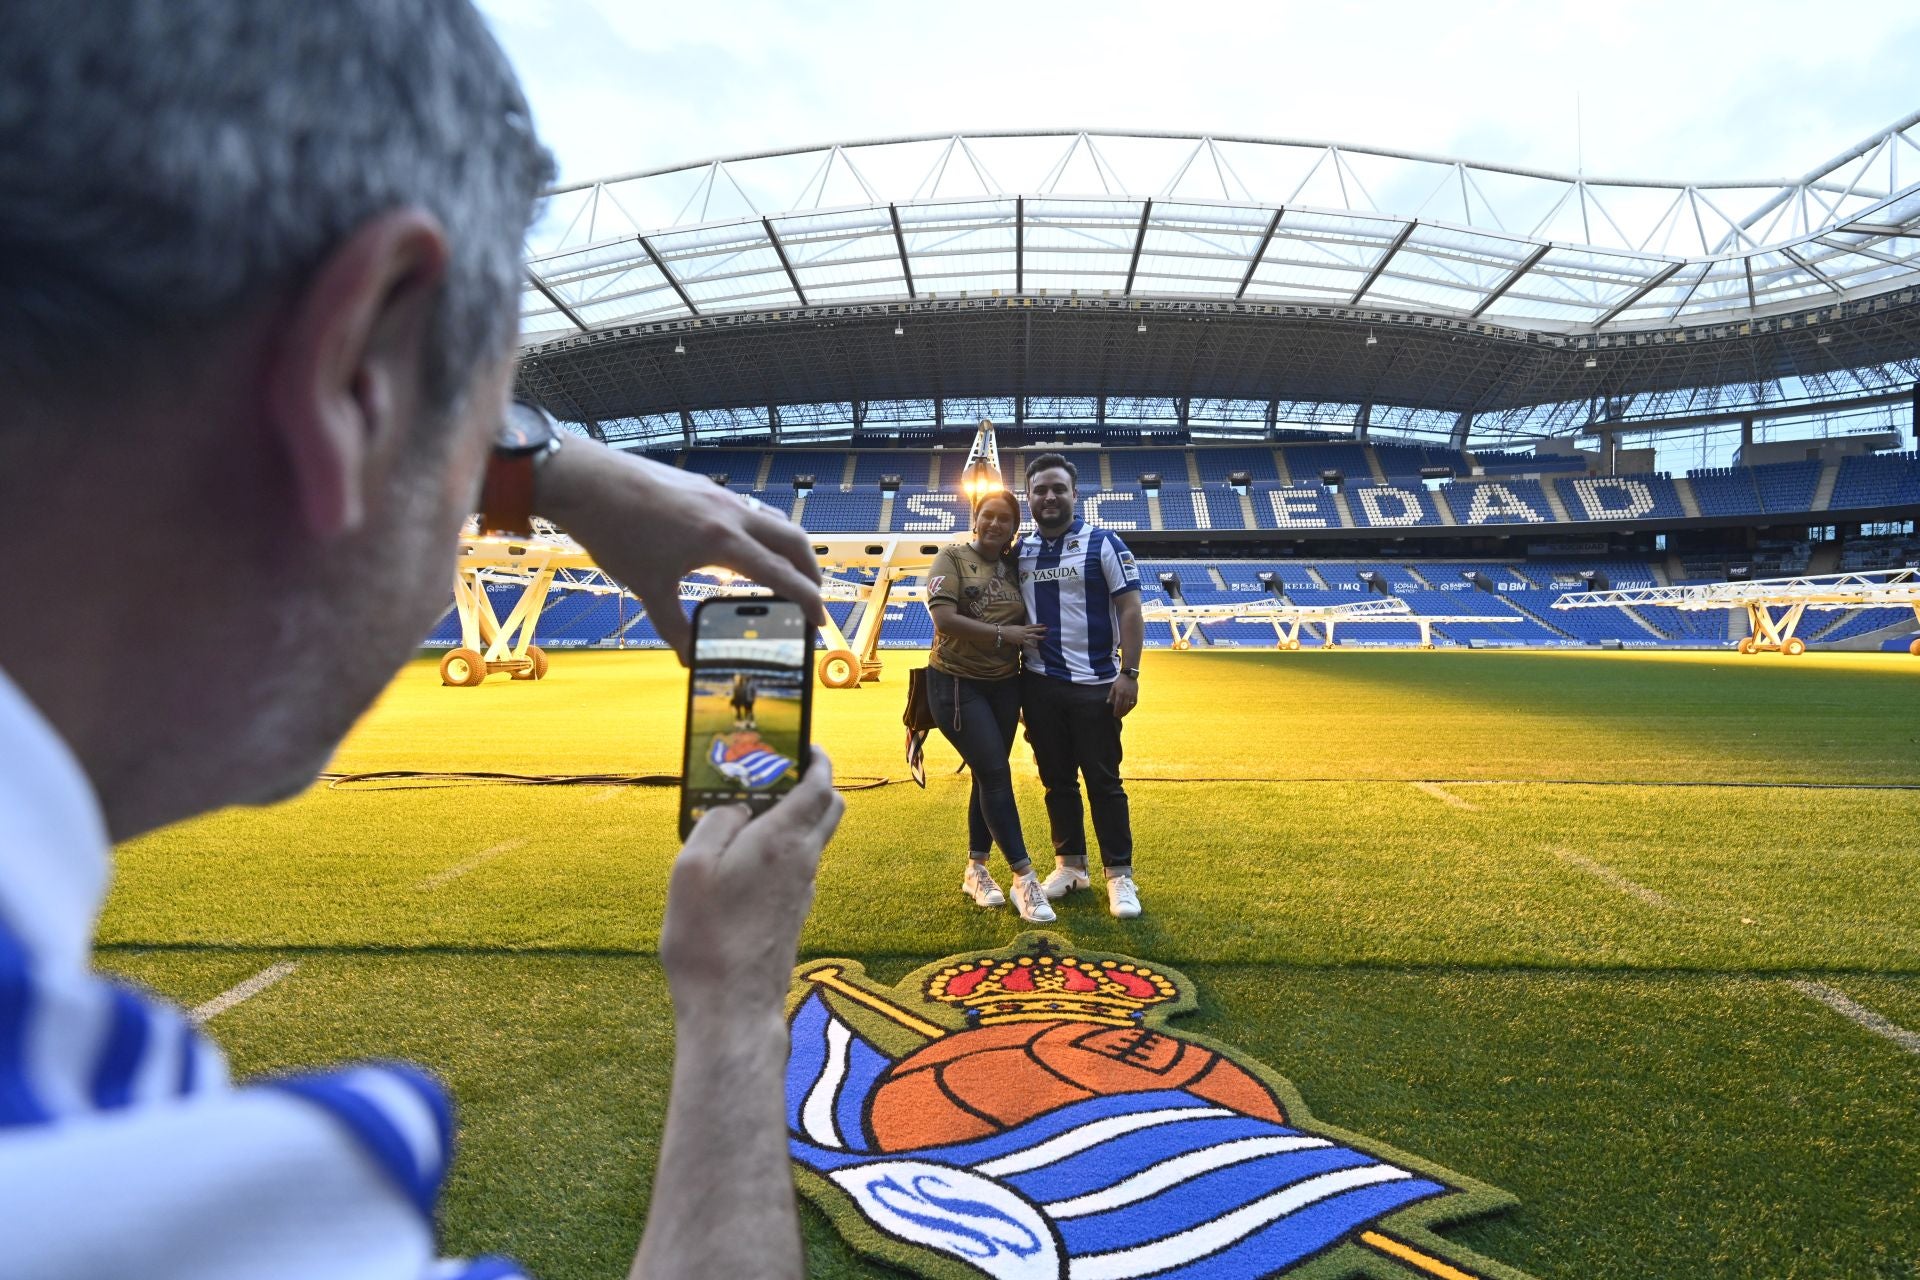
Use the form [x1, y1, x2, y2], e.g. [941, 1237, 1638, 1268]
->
[708, 731, 794, 789]
[786, 935, 1533, 1280]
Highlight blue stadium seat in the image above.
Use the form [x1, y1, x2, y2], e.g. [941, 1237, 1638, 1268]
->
[1686, 467, 1761, 517]
[1249, 480, 1341, 530]
[1830, 452, 1920, 510]
[1193, 447, 1279, 484]
[1346, 485, 1443, 528]
[1443, 479, 1553, 526]
[1752, 460, 1823, 514]
[1107, 449, 1190, 484]
[1557, 474, 1686, 522]
[766, 451, 842, 486]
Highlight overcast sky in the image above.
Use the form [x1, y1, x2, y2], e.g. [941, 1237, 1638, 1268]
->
[479, 0, 1920, 194]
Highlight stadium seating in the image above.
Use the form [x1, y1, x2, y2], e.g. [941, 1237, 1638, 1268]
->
[1753, 460, 1823, 514]
[1346, 485, 1444, 528]
[1686, 466, 1761, 517]
[1193, 447, 1280, 484]
[1441, 479, 1553, 525]
[1830, 451, 1920, 510]
[1107, 449, 1190, 484]
[1557, 474, 1686, 522]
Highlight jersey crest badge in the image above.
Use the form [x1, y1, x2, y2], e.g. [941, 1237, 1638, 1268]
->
[785, 934, 1534, 1279]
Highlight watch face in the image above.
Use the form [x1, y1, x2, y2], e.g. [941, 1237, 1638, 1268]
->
[498, 400, 559, 453]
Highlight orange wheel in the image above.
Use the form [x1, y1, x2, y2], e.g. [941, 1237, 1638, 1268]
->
[439, 648, 486, 687]
[511, 645, 549, 680]
[1783, 637, 1806, 656]
[1737, 637, 1757, 655]
[818, 649, 861, 689]
[1909, 637, 1920, 656]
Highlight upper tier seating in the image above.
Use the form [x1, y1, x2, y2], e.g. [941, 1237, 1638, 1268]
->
[1831, 451, 1920, 510]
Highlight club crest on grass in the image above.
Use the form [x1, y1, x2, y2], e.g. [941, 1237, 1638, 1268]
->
[785, 934, 1534, 1280]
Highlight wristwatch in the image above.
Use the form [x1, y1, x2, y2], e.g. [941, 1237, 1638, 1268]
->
[479, 399, 563, 537]
[1121, 666, 1141, 679]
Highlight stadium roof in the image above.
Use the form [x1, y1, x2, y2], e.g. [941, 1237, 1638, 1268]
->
[516, 117, 1920, 441]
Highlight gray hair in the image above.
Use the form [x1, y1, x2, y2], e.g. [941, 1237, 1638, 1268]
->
[0, 0, 554, 411]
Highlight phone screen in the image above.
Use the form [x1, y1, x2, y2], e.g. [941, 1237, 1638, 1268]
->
[679, 597, 814, 837]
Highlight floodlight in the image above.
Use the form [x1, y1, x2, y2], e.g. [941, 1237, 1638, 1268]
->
[894, 321, 904, 336]
[1365, 329, 1378, 346]
[1136, 318, 1147, 333]
[1583, 355, 1597, 369]
[674, 337, 686, 355]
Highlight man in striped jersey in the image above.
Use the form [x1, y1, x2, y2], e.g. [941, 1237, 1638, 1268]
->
[0, 4, 837, 1277]
[1017, 455, 1147, 918]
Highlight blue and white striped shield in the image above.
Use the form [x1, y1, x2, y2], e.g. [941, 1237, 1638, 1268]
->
[785, 944, 1531, 1280]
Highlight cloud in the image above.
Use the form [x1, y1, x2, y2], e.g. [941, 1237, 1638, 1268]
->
[478, 0, 1920, 214]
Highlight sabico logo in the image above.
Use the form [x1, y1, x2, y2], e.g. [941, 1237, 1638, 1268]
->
[785, 935, 1534, 1280]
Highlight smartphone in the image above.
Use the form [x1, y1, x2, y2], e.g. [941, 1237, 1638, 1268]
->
[679, 597, 815, 838]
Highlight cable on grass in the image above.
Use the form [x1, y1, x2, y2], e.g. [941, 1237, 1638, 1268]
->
[319, 770, 893, 793]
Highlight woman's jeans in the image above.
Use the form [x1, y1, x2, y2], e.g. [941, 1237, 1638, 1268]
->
[924, 667, 1029, 869]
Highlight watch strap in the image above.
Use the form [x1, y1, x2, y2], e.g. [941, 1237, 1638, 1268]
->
[479, 450, 537, 537]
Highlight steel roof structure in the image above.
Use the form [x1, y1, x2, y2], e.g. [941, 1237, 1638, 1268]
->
[515, 118, 1920, 444]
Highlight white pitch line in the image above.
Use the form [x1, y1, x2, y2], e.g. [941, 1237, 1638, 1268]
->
[1410, 781, 1475, 810]
[1790, 981, 1920, 1056]
[1552, 848, 1676, 910]
[416, 837, 530, 890]
[586, 786, 625, 804]
[191, 961, 299, 1025]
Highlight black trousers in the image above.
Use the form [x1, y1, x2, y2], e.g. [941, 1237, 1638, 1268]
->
[925, 668, 1030, 868]
[1020, 672, 1132, 869]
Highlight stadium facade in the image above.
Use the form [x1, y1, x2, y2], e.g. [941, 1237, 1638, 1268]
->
[482, 120, 1920, 657]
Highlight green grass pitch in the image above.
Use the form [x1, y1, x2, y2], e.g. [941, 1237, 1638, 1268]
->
[100, 648, 1920, 1279]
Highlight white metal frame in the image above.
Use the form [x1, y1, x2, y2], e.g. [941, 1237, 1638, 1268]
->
[1553, 567, 1920, 655]
[523, 116, 1920, 345]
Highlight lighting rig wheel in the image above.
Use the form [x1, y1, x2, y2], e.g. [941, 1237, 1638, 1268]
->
[1287, 639, 1302, 651]
[1782, 638, 1807, 656]
[1171, 638, 1191, 652]
[1737, 637, 1757, 655]
[1909, 637, 1920, 656]
[819, 649, 862, 689]
[511, 645, 550, 680]
[440, 648, 486, 687]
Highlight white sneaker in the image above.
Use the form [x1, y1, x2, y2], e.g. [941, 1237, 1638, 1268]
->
[1012, 872, 1057, 923]
[1040, 864, 1092, 900]
[1106, 874, 1142, 919]
[961, 862, 1005, 908]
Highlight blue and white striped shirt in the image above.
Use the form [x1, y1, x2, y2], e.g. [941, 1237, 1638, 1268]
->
[1017, 518, 1142, 684]
[0, 665, 526, 1280]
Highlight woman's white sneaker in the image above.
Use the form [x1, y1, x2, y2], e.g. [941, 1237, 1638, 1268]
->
[1040, 864, 1091, 900]
[1106, 874, 1142, 918]
[961, 862, 1006, 907]
[1012, 872, 1057, 923]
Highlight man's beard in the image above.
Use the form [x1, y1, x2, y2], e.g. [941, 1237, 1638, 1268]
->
[1034, 504, 1073, 533]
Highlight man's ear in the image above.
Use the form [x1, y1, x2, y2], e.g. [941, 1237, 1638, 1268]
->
[265, 209, 450, 539]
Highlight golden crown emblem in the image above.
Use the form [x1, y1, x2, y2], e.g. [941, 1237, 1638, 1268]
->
[925, 952, 1178, 1027]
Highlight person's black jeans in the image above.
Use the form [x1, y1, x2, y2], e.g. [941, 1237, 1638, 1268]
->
[925, 667, 1030, 870]
[1019, 672, 1132, 870]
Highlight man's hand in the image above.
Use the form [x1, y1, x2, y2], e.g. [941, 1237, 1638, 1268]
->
[659, 751, 844, 1020]
[535, 438, 825, 660]
[1107, 672, 1139, 719]
[634, 754, 843, 1280]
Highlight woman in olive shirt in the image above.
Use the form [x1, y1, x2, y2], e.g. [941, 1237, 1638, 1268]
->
[925, 489, 1054, 923]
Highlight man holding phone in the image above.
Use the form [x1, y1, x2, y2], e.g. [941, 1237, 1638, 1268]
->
[0, 4, 837, 1278]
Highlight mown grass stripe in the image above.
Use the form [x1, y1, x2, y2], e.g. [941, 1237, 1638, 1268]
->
[417, 838, 530, 891]
[1790, 980, 1920, 1055]
[1552, 848, 1676, 910]
[190, 960, 299, 1024]
[1410, 781, 1476, 810]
